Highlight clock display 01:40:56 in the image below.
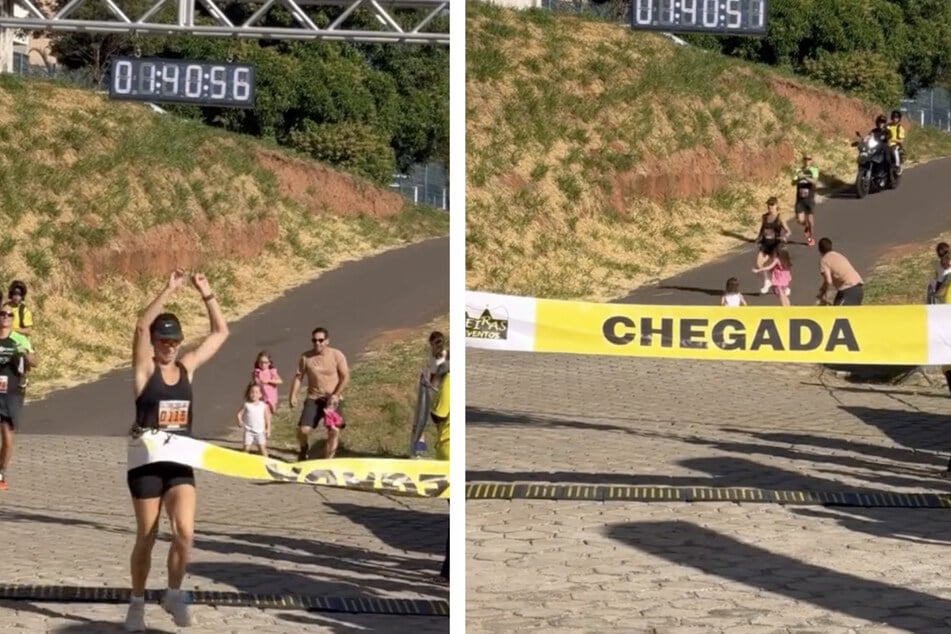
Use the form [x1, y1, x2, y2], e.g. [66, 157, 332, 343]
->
[110, 58, 255, 105]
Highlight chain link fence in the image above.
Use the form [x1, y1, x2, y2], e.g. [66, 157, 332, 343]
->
[11, 52, 101, 89]
[390, 162, 449, 211]
[540, 0, 630, 22]
[900, 87, 951, 133]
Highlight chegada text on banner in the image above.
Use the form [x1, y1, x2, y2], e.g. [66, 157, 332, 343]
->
[465, 290, 951, 365]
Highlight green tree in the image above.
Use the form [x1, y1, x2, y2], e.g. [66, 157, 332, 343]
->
[49, 3, 448, 178]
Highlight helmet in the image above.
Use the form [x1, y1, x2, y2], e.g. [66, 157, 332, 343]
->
[876, 115, 887, 125]
[8, 280, 26, 299]
[891, 109, 902, 120]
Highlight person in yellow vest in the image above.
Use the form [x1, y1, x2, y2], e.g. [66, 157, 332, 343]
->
[887, 110, 905, 176]
[426, 331, 450, 583]
[7, 281, 33, 337]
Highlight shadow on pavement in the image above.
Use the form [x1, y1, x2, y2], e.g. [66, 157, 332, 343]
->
[466, 406, 639, 435]
[798, 382, 949, 399]
[817, 173, 856, 198]
[837, 406, 950, 454]
[467, 405, 951, 545]
[52, 622, 175, 634]
[195, 528, 446, 591]
[719, 230, 757, 244]
[276, 610, 441, 633]
[605, 520, 951, 631]
[0, 601, 175, 634]
[324, 502, 447, 556]
[655, 284, 724, 297]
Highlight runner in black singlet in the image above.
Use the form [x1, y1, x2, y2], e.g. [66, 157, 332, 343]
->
[124, 269, 229, 632]
[754, 197, 791, 294]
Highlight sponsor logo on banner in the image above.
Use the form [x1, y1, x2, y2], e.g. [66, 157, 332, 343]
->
[465, 304, 509, 340]
[464, 292, 537, 352]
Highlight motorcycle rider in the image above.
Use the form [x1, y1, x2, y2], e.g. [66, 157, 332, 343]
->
[869, 114, 896, 184]
[887, 110, 905, 175]
[792, 153, 819, 247]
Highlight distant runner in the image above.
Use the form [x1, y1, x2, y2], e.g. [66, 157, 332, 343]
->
[793, 154, 819, 246]
[0, 306, 37, 491]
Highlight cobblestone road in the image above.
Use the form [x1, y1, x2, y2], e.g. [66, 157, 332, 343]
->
[0, 436, 449, 633]
[467, 350, 951, 633]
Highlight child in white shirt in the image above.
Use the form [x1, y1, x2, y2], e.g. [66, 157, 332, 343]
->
[236, 383, 271, 457]
[721, 277, 747, 307]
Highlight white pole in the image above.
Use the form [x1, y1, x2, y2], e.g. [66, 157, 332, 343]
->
[0, 0, 14, 74]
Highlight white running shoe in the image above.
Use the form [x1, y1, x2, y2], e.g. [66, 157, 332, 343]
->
[785, 288, 791, 296]
[124, 600, 146, 632]
[760, 281, 772, 294]
[162, 590, 196, 627]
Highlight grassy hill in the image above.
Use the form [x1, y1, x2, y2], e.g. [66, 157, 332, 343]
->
[465, 3, 951, 301]
[0, 75, 448, 397]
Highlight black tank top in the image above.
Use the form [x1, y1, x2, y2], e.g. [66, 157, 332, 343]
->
[760, 214, 783, 243]
[134, 361, 193, 435]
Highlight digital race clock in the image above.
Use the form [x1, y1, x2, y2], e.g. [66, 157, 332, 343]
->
[630, 0, 767, 36]
[108, 57, 256, 108]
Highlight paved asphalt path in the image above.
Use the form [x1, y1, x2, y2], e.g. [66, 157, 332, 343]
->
[619, 157, 951, 306]
[22, 236, 449, 438]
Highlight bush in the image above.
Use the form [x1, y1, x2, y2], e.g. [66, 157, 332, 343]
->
[287, 120, 396, 185]
[801, 50, 904, 108]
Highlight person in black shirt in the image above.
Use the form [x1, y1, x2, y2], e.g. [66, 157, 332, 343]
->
[754, 197, 791, 295]
[124, 269, 229, 632]
[0, 307, 37, 490]
[869, 114, 895, 182]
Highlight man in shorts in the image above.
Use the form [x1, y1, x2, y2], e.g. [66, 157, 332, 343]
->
[289, 327, 350, 461]
[0, 305, 37, 490]
[817, 237, 864, 306]
[792, 154, 820, 246]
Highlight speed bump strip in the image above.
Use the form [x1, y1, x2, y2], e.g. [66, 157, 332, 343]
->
[465, 482, 951, 508]
[0, 585, 449, 616]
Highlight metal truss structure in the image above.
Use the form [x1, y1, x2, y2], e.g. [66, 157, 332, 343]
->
[0, 0, 449, 44]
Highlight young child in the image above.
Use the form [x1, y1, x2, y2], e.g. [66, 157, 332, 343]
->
[236, 382, 271, 457]
[753, 246, 793, 306]
[929, 242, 951, 304]
[721, 277, 747, 307]
[252, 350, 282, 414]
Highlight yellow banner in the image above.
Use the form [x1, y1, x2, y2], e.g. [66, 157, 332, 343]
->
[136, 432, 450, 499]
[533, 300, 928, 364]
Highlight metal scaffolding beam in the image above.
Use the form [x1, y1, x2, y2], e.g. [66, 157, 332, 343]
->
[0, 0, 449, 44]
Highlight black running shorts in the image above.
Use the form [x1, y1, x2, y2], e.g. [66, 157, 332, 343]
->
[127, 461, 195, 499]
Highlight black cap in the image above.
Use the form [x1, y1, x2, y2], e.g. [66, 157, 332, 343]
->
[150, 313, 183, 341]
[8, 280, 26, 298]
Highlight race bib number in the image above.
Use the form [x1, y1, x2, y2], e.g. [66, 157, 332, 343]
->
[158, 400, 190, 430]
[763, 228, 776, 240]
[798, 187, 810, 198]
[0, 376, 8, 394]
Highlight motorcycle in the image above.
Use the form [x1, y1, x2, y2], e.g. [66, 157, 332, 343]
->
[853, 131, 900, 198]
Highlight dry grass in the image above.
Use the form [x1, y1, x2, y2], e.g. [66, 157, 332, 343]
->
[863, 232, 951, 305]
[464, 3, 951, 301]
[266, 314, 450, 459]
[0, 76, 448, 398]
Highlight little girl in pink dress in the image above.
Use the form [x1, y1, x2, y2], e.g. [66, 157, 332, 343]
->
[753, 246, 793, 306]
[252, 351, 282, 413]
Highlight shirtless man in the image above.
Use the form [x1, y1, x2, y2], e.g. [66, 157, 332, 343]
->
[289, 327, 350, 460]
